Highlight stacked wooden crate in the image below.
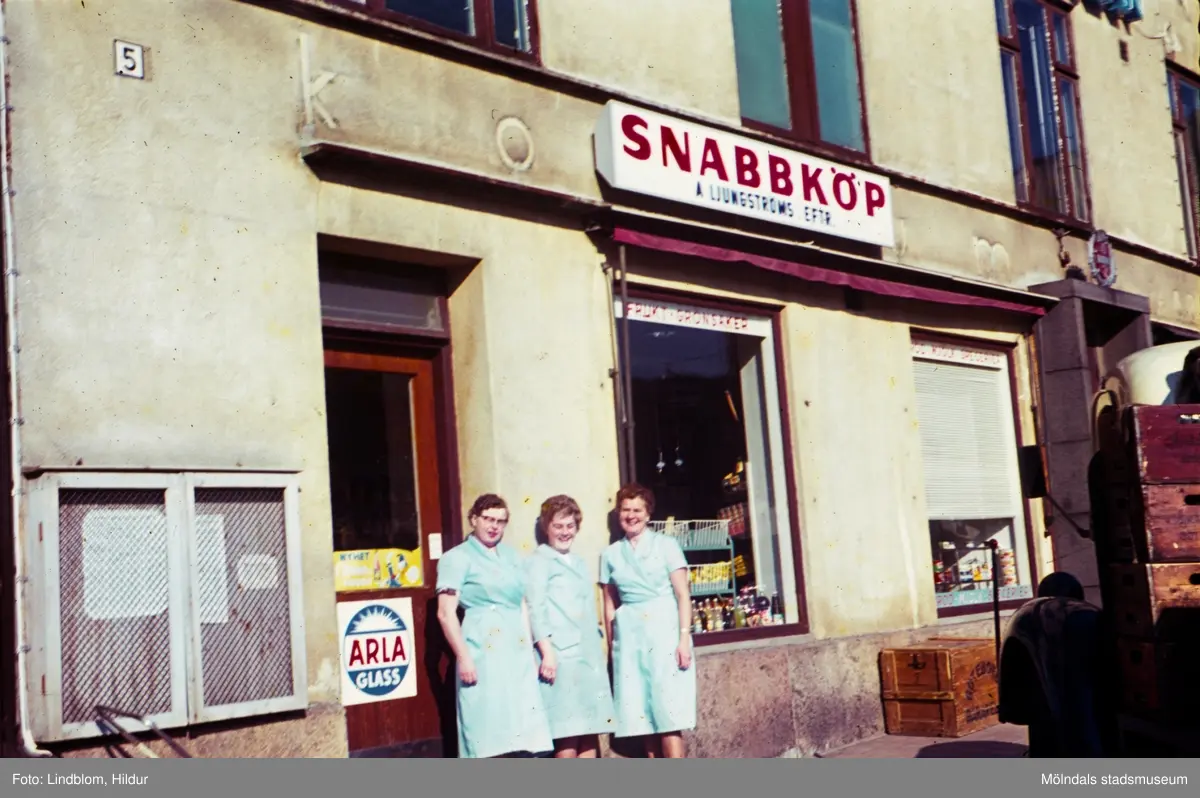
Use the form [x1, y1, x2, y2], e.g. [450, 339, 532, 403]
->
[1100, 405, 1200, 719]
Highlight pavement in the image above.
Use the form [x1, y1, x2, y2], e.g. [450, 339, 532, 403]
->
[818, 723, 1029, 758]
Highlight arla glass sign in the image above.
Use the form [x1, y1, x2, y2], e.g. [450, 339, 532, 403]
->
[594, 100, 895, 248]
[338, 598, 418, 705]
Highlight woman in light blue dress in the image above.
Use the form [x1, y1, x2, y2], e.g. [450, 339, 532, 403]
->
[525, 495, 616, 758]
[600, 483, 696, 758]
[436, 493, 553, 759]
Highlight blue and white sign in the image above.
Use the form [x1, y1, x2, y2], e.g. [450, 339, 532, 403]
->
[337, 597, 418, 706]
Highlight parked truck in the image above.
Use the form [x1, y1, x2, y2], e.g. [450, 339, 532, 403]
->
[998, 340, 1200, 757]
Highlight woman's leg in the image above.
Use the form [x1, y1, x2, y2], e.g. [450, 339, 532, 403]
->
[553, 737, 581, 758]
[661, 732, 686, 759]
[643, 734, 664, 758]
[575, 735, 600, 758]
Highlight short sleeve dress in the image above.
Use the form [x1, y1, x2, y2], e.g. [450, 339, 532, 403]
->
[525, 544, 616, 740]
[436, 535, 553, 758]
[599, 532, 697, 738]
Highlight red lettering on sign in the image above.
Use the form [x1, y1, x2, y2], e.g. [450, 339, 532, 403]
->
[832, 173, 858, 211]
[365, 637, 380, 665]
[699, 138, 728, 181]
[661, 127, 690, 171]
[621, 114, 651, 161]
[801, 165, 827, 205]
[389, 635, 407, 663]
[349, 639, 364, 668]
[865, 181, 886, 216]
[734, 146, 760, 189]
[768, 155, 793, 196]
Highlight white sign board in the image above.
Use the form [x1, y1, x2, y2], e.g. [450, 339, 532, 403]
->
[337, 597, 418, 706]
[594, 101, 895, 248]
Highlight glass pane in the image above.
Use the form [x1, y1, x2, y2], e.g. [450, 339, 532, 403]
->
[1178, 80, 1200, 257]
[493, 0, 531, 51]
[384, 0, 474, 37]
[931, 519, 1034, 610]
[1176, 132, 1198, 258]
[994, 0, 1012, 37]
[810, 0, 866, 151]
[319, 269, 446, 335]
[1058, 78, 1088, 222]
[1052, 12, 1071, 65]
[1015, 0, 1067, 214]
[731, 0, 792, 130]
[1169, 74, 1180, 121]
[325, 368, 422, 562]
[1000, 51, 1029, 203]
[617, 317, 789, 633]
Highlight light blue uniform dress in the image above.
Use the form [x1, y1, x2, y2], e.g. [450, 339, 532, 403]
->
[600, 532, 697, 738]
[524, 544, 616, 741]
[436, 535, 553, 759]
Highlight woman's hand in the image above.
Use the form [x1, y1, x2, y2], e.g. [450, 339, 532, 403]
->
[675, 636, 692, 671]
[458, 655, 479, 686]
[539, 648, 558, 684]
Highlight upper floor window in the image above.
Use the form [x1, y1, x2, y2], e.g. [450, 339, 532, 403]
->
[1169, 70, 1200, 258]
[730, 0, 867, 154]
[344, 0, 535, 56]
[996, 0, 1089, 221]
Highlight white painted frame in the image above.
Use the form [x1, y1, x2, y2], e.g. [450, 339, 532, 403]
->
[26, 472, 189, 742]
[912, 342, 1036, 606]
[185, 473, 308, 725]
[23, 471, 307, 743]
[614, 296, 800, 624]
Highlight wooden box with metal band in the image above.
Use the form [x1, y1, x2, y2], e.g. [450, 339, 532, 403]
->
[879, 638, 1000, 738]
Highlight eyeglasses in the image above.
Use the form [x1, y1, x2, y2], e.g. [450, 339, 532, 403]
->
[478, 515, 509, 526]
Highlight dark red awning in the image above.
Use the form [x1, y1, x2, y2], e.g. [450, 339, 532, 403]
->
[611, 227, 1047, 317]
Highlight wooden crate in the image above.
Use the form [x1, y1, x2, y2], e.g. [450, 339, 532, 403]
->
[1109, 563, 1200, 638]
[1117, 637, 1200, 718]
[880, 638, 999, 738]
[1130, 484, 1200, 562]
[1131, 405, 1200, 485]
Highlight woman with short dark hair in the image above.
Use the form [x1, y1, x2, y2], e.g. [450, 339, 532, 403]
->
[436, 493, 553, 758]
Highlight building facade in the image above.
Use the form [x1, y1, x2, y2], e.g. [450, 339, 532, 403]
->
[3, 0, 1200, 758]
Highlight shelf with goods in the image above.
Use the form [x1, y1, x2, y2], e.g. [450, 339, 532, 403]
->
[648, 519, 735, 597]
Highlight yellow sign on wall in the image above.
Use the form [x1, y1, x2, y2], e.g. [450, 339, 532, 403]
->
[334, 548, 424, 591]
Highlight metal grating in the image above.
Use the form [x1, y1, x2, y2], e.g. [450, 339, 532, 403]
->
[58, 490, 173, 725]
[193, 488, 293, 709]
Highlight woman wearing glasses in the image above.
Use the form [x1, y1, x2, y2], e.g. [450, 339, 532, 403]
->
[436, 493, 553, 758]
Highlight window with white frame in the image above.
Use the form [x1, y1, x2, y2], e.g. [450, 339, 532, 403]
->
[23, 472, 307, 742]
[910, 340, 1035, 612]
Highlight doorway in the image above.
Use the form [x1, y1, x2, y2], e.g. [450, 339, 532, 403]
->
[319, 255, 460, 758]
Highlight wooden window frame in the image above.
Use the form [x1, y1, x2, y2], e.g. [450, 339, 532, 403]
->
[1168, 67, 1200, 260]
[330, 0, 540, 62]
[740, 0, 872, 162]
[910, 331, 1040, 620]
[996, 0, 1091, 223]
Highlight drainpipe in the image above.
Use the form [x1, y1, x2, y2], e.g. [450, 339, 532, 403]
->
[0, 2, 51, 758]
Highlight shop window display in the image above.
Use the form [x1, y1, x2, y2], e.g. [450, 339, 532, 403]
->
[615, 298, 797, 634]
[911, 341, 1035, 612]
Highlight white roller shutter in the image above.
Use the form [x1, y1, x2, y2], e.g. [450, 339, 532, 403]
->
[913, 357, 1017, 520]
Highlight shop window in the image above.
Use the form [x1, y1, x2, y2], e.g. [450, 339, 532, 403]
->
[910, 340, 1035, 614]
[614, 297, 802, 637]
[730, 0, 867, 154]
[1169, 70, 1200, 260]
[996, 0, 1089, 221]
[22, 472, 307, 742]
[341, 0, 535, 56]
